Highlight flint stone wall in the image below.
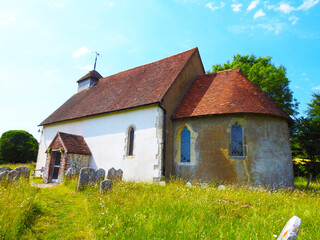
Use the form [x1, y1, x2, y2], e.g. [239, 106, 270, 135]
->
[66, 154, 91, 174]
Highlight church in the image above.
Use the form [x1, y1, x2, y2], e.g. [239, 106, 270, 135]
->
[35, 48, 294, 187]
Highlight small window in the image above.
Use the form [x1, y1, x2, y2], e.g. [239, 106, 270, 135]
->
[127, 126, 134, 156]
[181, 126, 191, 162]
[231, 123, 244, 157]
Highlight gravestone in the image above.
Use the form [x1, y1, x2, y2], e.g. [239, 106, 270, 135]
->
[100, 179, 113, 194]
[7, 170, 21, 182]
[107, 167, 116, 180]
[95, 168, 105, 183]
[277, 216, 301, 240]
[77, 167, 95, 191]
[14, 166, 30, 181]
[0, 171, 9, 183]
[115, 169, 123, 181]
[65, 167, 75, 181]
[0, 167, 11, 173]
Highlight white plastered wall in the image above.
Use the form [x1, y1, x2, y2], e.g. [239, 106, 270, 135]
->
[36, 105, 164, 182]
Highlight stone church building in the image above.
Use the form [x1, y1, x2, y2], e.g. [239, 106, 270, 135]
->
[36, 48, 294, 187]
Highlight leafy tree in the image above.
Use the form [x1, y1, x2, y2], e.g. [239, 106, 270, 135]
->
[0, 130, 38, 164]
[209, 54, 298, 117]
[292, 93, 320, 176]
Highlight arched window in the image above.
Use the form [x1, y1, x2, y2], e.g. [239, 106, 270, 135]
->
[127, 126, 134, 156]
[231, 123, 244, 156]
[181, 126, 191, 162]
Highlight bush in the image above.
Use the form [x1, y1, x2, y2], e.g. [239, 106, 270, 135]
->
[0, 130, 38, 164]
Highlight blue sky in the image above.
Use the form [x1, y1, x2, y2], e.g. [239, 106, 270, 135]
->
[0, 0, 319, 141]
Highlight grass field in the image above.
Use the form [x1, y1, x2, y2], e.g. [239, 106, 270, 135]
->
[0, 163, 319, 239]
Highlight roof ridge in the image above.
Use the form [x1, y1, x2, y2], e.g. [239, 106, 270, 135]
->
[216, 67, 241, 74]
[99, 48, 198, 81]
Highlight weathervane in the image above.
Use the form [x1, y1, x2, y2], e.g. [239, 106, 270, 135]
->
[93, 51, 101, 71]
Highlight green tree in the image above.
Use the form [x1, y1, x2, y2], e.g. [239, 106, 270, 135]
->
[209, 54, 298, 117]
[292, 93, 320, 176]
[0, 130, 39, 164]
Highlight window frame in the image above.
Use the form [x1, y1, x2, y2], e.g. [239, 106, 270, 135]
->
[126, 125, 135, 157]
[229, 122, 246, 159]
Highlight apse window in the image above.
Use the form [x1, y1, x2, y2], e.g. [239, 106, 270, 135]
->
[231, 123, 244, 157]
[181, 126, 191, 162]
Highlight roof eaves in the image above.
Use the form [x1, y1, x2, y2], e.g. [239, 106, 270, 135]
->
[39, 102, 161, 126]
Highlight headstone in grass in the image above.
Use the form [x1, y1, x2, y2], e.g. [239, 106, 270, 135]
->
[7, 170, 21, 182]
[115, 169, 123, 181]
[95, 168, 105, 183]
[218, 185, 226, 190]
[77, 167, 95, 191]
[100, 179, 112, 193]
[107, 167, 116, 180]
[0, 167, 11, 173]
[65, 167, 75, 181]
[14, 166, 30, 181]
[0, 171, 9, 183]
[277, 216, 301, 240]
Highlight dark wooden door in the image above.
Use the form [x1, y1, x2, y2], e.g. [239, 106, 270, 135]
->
[51, 152, 61, 181]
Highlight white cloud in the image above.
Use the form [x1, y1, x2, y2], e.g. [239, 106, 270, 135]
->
[275, 2, 295, 14]
[312, 85, 320, 90]
[289, 16, 299, 25]
[79, 65, 94, 70]
[302, 72, 307, 76]
[231, 3, 243, 12]
[72, 47, 92, 58]
[254, 9, 266, 19]
[206, 2, 225, 11]
[45, 69, 60, 75]
[298, 0, 319, 10]
[0, 12, 18, 25]
[275, 0, 319, 14]
[247, 0, 259, 11]
[256, 22, 284, 34]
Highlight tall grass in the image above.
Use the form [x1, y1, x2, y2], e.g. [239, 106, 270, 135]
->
[0, 176, 319, 239]
[86, 181, 320, 239]
[0, 181, 41, 239]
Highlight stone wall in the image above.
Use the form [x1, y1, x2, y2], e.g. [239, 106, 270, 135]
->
[172, 114, 294, 188]
[66, 153, 91, 173]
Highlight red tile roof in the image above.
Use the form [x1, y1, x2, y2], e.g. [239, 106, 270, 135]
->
[49, 132, 91, 155]
[41, 48, 198, 125]
[172, 68, 291, 121]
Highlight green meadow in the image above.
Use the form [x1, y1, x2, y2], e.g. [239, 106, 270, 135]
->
[0, 164, 319, 239]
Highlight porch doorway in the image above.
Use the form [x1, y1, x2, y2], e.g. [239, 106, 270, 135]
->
[51, 152, 61, 182]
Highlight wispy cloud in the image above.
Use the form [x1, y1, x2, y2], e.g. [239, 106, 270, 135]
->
[79, 65, 94, 70]
[289, 16, 299, 25]
[275, 0, 319, 14]
[298, 0, 319, 11]
[256, 22, 284, 34]
[231, 3, 243, 12]
[206, 2, 225, 11]
[312, 85, 320, 90]
[254, 9, 266, 19]
[247, 0, 259, 11]
[107, 2, 115, 7]
[0, 12, 18, 25]
[72, 47, 92, 58]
